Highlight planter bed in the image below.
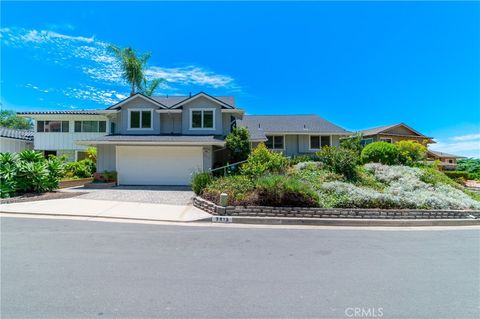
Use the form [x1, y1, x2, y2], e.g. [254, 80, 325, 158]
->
[194, 196, 480, 220]
[84, 181, 116, 189]
[1, 191, 84, 205]
[59, 177, 94, 189]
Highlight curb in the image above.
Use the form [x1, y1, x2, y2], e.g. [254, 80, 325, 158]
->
[213, 216, 480, 227]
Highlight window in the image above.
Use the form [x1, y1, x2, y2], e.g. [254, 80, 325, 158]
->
[128, 109, 153, 130]
[74, 121, 107, 133]
[76, 151, 88, 161]
[44, 150, 57, 158]
[360, 138, 374, 147]
[37, 121, 69, 133]
[380, 138, 392, 143]
[265, 135, 284, 150]
[190, 109, 215, 129]
[310, 135, 331, 149]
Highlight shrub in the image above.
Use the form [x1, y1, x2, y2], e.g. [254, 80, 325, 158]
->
[86, 147, 97, 162]
[225, 127, 251, 162]
[191, 172, 213, 195]
[396, 140, 427, 166]
[202, 175, 256, 205]
[316, 146, 359, 180]
[288, 154, 318, 165]
[457, 158, 480, 174]
[418, 166, 460, 188]
[361, 142, 400, 165]
[444, 171, 469, 180]
[255, 175, 319, 207]
[64, 159, 96, 178]
[339, 133, 363, 154]
[240, 143, 288, 177]
[289, 163, 343, 191]
[0, 150, 65, 197]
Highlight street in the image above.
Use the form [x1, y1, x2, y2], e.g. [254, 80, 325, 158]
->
[1, 217, 479, 319]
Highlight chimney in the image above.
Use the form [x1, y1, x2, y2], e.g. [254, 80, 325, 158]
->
[189, 92, 192, 97]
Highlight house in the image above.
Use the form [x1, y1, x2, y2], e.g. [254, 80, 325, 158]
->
[16, 110, 109, 161]
[0, 127, 34, 153]
[237, 115, 350, 156]
[358, 123, 434, 146]
[427, 150, 465, 171]
[17, 92, 350, 186]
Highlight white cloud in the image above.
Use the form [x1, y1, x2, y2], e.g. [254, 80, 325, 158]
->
[25, 83, 49, 93]
[432, 133, 480, 158]
[451, 133, 480, 141]
[145, 66, 236, 89]
[62, 85, 127, 105]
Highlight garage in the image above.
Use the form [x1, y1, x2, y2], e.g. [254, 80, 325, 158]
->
[116, 146, 203, 185]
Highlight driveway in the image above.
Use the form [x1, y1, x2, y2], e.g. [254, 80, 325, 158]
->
[72, 186, 195, 205]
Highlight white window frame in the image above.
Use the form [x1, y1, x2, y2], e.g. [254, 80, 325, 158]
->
[265, 135, 285, 150]
[380, 138, 393, 143]
[189, 108, 216, 130]
[128, 108, 154, 130]
[309, 135, 332, 151]
[361, 138, 374, 146]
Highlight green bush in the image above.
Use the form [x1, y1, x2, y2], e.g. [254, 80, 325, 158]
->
[240, 143, 288, 177]
[255, 175, 319, 207]
[316, 146, 359, 180]
[191, 172, 213, 195]
[0, 150, 65, 198]
[444, 171, 469, 180]
[457, 158, 480, 174]
[288, 154, 318, 165]
[396, 140, 427, 166]
[340, 133, 363, 154]
[361, 142, 400, 165]
[202, 175, 256, 205]
[64, 159, 96, 178]
[225, 127, 251, 162]
[419, 166, 460, 188]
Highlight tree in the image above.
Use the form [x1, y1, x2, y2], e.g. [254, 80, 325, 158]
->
[108, 45, 163, 96]
[0, 110, 32, 130]
[225, 127, 251, 162]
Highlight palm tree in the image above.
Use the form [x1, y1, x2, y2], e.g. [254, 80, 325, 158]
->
[108, 45, 163, 96]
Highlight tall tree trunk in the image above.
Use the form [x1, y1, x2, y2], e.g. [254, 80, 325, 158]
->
[131, 77, 135, 96]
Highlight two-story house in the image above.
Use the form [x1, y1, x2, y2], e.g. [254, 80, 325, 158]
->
[17, 92, 350, 185]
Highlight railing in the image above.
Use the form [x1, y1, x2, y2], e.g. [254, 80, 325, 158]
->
[209, 159, 248, 176]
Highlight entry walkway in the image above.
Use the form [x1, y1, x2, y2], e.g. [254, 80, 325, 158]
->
[0, 198, 211, 222]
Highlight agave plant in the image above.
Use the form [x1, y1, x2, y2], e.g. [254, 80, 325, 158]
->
[18, 150, 44, 163]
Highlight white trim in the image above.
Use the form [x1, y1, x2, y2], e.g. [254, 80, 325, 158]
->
[308, 135, 332, 151]
[170, 92, 234, 109]
[155, 109, 182, 114]
[189, 108, 216, 130]
[108, 94, 168, 110]
[380, 138, 393, 143]
[265, 134, 285, 150]
[262, 131, 350, 136]
[77, 140, 226, 146]
[127, 108, 154, 130]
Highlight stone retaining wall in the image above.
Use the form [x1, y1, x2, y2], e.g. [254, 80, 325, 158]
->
[193, 196, 480, 219]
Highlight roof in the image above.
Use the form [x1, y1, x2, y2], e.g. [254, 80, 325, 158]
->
[428, 150, 466, 159]
[154, 95, 234, 108]
[17, 110, 100, 115]
[0, 127, 34, 141]
[236, 114, 350, 141]
[77, 134, 226, 146]
[358, 123, 433, 140]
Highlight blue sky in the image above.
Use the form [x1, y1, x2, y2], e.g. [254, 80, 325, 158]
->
[1, 1, 479, 157]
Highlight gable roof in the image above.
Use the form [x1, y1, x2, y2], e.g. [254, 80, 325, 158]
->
[107, 93, 169, 110]
[427, 150, 465, 159]
[0, 127, 34, 141]
[168, 92, 235, 109]
[358, 123, 432, 139]
[237, 114, 350, 141]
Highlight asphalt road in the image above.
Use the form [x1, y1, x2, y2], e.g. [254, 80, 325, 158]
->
[1, 217, 479, 319]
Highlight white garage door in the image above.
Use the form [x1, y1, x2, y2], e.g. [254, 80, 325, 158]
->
[116, 146, 203, 185]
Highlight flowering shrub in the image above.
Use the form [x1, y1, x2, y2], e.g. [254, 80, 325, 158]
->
[240, 143, 288, 177]
[361, 142, 400, 165]
[316, 146, 359, 180]
[396, 140, 427, 166]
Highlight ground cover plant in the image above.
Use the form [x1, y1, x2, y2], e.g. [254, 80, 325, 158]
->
[193, 142, 480, 210]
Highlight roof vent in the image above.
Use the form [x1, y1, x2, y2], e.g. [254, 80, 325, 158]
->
[258, 123, 261, 129]
[303, 124, 307, 130]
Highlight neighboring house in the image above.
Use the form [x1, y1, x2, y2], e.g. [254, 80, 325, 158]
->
[17, 110, 109, 161]
[427, 150, 465, 171]
[16, 92, 350, 186]
[358, 123, 434, 146]
[237, 115, 350, 156]
[0, 127, 34, 153]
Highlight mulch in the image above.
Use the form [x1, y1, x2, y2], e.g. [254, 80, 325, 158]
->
[1, 191, 84, 205]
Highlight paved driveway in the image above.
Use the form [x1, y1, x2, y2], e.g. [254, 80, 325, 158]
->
[75, 186, 194, 205]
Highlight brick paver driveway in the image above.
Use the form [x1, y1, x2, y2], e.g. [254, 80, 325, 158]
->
[76, 186, 194, 205]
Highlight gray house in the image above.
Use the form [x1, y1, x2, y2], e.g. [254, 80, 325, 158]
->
[19, 92, 350, 185]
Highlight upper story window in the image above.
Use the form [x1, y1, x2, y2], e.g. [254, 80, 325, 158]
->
[129, 109, 153, 130]
[37, 121, 69, 133]
[265, 135, 284, 150]
[380, 138, 392, 143]
[310, 135, 331, 150]
[190, 109, 215, 130]
[74, 121, 107, 133]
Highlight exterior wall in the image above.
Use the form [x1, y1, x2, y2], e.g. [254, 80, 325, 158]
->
[298, 134, 340, 153]
[96, 144, 116, 172]
[202, 146, 213, 171]
[160, 113, 182, 134]
[116, 98, 161, 135]
[284, 135, 299, 156]
[58, 150, 75, 162]
[222, 113, 239, 135]
[375, 134, 427, 144]
[181, 96, 223, 135]
[252, 134, 343, 156]
[0, 137, 32, 153]
[385, 126, 418, 136]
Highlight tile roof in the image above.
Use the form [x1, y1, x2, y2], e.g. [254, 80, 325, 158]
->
[236, 115, 349, 140]
[79, 134, 225, 145]
[17, 110, 100, 115]
[428, 150, 465, 159]
[0, 127, 34, 141]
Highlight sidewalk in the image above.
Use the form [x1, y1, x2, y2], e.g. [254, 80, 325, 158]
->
[0, 198, 212, 222]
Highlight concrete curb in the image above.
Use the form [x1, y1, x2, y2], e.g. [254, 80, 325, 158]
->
[216, 216, 480, 227]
